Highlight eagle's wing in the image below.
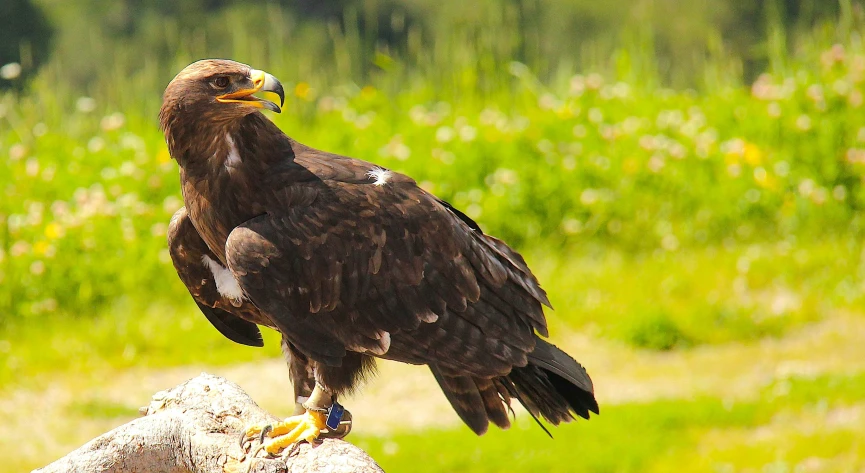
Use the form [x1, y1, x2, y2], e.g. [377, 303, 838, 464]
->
[167, 207, 264, 347]
[224, 154, 551, 372]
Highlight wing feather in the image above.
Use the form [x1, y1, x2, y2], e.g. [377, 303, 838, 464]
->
[221, 155, 551, 373]
[167, 207, 265, 347]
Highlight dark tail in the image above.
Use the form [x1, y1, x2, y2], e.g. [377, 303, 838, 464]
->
[430, 367, 514, 435]
[431, 337, 598, 435]
[507, 338, 599, 426]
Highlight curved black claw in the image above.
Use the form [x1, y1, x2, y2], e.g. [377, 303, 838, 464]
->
[282, 441, 303, 460]
[258, 424, 273, 445]
[239, 423, 273, 452]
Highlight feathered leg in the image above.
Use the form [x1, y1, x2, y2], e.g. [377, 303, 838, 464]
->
[283, 336, 316, 415]
[242, 347, 368, 457]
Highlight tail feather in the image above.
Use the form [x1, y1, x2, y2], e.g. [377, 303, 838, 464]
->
[526, 337, 594, 394]
[430, 366, 491, 435]
[475, 377, 511, 430]
[432, 337, 598, 435]
[517, 338, 599, 420]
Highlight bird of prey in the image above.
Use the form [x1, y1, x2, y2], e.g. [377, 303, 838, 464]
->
[160, 59, 598, 454]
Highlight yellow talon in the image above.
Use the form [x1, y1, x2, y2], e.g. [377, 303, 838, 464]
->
[241, 385, 341, 473]
[260, 410, 328, 454]
[242, 422, 268, 441]
[242, 410, 329, 473]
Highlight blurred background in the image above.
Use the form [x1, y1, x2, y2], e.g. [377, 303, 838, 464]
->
[2, 0, 865, 471]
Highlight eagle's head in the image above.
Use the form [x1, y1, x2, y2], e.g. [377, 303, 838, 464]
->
[159, 59, 285, 160]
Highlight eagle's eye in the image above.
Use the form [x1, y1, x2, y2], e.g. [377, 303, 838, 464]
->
[211, 76, 230, 89]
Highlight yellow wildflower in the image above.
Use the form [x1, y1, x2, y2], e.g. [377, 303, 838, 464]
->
[295, 82, 313, 100]
[743, 143, 762, 166]
[156, 148, 171, 164]
[45, 222, 63, 239]
[360, 86, 377, 100]
[33, 241, 50, 255]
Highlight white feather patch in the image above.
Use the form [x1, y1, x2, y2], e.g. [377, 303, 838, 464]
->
[201, 255, 245, 303]
[348, 331, 391, 355]
[377, 331, 391, 354]
[367, 167, 392, 186]
[225, 134, 241, 170]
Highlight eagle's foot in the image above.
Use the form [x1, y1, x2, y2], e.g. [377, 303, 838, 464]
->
[240, 412, 326, 473]
[252, 410, 328, 455]
[238, 423, 269, 451]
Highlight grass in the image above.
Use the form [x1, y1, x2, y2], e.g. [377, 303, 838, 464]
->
[539, 236, 865, 347]
[347, 373, 865, 473]
[352, 398, 759, 473]
[6, 312, 864, 472]
[0, 301, 284, 391]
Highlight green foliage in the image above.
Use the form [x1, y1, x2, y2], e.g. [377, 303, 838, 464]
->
[0, 0, 53, 90]
[765, 372, 865, 406]
[0, 301, 284, 389]
[23, 0, 852, 93]
[625, 311, 692, 351]
[537, 238, 859, 348]
[3, 3, 865, 350]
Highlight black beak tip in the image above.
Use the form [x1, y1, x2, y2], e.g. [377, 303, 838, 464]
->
[269, 102, 283, 114]
[274, 81, 285, 107]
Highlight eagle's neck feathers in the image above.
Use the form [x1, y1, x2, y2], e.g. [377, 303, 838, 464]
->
[223, 133, 242, 171]
[168, 113, 293, 257]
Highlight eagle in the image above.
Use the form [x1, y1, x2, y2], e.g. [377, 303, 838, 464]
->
[160, 59, 598, 454]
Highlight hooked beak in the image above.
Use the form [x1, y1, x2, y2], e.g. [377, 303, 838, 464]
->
[216, 69, 285, 113]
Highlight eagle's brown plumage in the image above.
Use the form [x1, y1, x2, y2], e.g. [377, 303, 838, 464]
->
[160, 59, 597, 436]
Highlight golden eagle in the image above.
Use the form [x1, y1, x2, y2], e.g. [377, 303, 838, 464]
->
[160, 59, 597, 453]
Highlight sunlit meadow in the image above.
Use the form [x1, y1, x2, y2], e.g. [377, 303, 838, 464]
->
[3, 4, 865, 472]
[5, 31, 865, 342]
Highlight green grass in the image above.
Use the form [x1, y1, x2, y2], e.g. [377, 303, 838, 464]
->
[354, 399, 760, 473]
[0, 301, 284, 390]
[538, 237, 865, 347]
[10, 371, 864, 472]
[353, 373, 865, 473]
[68, 399, 140, 419]
[8, 368, 862, 472]
[778, 372, 865, 405]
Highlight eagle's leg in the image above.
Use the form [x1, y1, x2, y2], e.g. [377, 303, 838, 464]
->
[241, 351, 364, 456]
[241, 346, 357, 459]
[284, 336, 316, 416]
